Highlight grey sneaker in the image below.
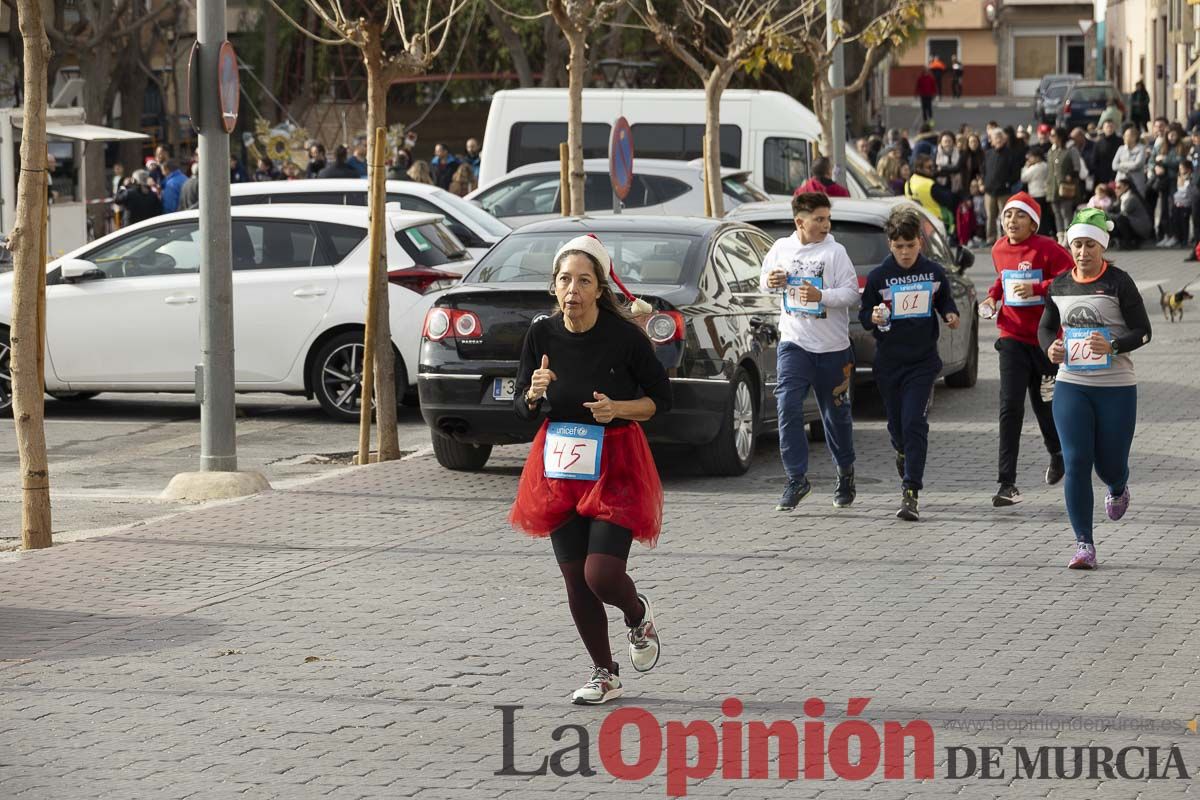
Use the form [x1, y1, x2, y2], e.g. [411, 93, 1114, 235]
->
[627, 594, 660, 673]
[571, 666, 623, 705]
[776, 477, 812, 511]
[992, 484, 1022, 507]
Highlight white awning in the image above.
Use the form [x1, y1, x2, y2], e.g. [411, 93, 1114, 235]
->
[12, 119, 149, 142]
[44, 122, 148, 142]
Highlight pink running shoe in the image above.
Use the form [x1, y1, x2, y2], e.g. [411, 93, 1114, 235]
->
[1068, 543, 1097, 570]
[1105, 487, 1130, 521]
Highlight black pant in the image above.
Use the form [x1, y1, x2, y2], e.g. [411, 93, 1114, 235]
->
[920, 96, 933, 121]
[875, 357, 941, 492]
[1033, 196, 1055, 238]
[996, 337, 1060, 485]
[1112, 215, 1147, 248]
[952, 74, 963, 98]
[932, 70, 944, 98]
[1172, 206, 1190, 244]
[1190, 197, 1200, 247]
[1156, 188, 1172, 240]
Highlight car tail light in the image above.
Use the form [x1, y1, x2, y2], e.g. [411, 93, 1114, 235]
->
[1063, 100, 1071, 114]
[644, 311, 685, 344]
[857, 275, 867, 293]
[422, 307, 483, 342]
[388, 267, 459, 294]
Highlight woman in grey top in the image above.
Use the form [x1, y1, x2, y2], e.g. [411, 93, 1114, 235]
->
[1038, 208, 1153, 569]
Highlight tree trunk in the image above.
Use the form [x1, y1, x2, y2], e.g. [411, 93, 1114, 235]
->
[813, 79, 835, 163]
[12, 0, 52, 550]
[363, 44, 399, 461]
[565, 27, 587, 215]
[486, 2, 534, 88]
[703, 68, 731, 217]
[79, 45, 114, 238]
[261, 4, 279, 122]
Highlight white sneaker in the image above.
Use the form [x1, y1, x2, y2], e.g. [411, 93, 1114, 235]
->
[1166, 236, 1180, 248]
[628, 593, 661, 673]
[571, 666, 623, 705]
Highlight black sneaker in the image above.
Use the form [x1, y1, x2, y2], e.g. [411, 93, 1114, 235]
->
[992, 484, 1022, 506]
[775, 477, 812, 511]
[833, 470, 856, 508]
[895, 450, 906, 480]
[1045, 453, 1065, 486]
[896, 488, 919, 521]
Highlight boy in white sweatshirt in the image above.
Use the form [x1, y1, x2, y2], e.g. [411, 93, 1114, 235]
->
[759, 191, 861, 510]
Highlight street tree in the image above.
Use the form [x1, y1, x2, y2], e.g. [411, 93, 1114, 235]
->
[10, 0, 52, 549]
[634, 0, 816, 217]
[267, 0, 471, 461]
[543, 0, 626, 214]
[41, 0, 182, 235]
[790, 0, 932, 161]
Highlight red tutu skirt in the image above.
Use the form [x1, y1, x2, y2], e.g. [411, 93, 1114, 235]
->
[509, 420, 663, 547]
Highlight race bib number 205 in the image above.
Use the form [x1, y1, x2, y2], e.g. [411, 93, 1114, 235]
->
[543, 422, 605, 480]
[1064, 327, 1112, 371]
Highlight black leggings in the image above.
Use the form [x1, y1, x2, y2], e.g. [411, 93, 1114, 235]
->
[551, 515, 644, 673]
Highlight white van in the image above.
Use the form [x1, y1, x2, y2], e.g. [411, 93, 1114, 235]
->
[478, 88, 890, 200]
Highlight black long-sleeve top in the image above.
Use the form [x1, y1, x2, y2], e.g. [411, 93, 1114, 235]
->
[1037, 262, 1152, 387]
[858, 253, 958, 366]
[514, 309, 672, 425]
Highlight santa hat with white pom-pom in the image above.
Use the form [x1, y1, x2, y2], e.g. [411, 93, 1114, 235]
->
[553, 233, 653, 316]
[1065, 207, 1115, 250]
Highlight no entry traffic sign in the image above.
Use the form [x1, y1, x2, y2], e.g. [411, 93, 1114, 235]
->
[609, 116, 634, 202]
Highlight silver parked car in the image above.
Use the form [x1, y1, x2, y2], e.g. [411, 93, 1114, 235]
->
[466, 158, 770, 227]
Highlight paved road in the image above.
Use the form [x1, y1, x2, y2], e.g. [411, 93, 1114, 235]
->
[883, 97, 1035, 134]
[1, 246, 1198, 798]
[0, 395, 435, 549]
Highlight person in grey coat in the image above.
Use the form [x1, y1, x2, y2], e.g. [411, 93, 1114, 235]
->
[1110, 177, 1154, 249]
[1111, 125, 1149, 195]
[178, 162, 200, 211]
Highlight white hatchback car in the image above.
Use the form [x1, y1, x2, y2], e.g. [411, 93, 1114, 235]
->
[230, 179, 511, 259]
[0, 205, 473, 421]
[466, 158, 770, 227]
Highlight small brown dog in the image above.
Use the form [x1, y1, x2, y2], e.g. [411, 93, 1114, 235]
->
[1158, 284, 1194, 323]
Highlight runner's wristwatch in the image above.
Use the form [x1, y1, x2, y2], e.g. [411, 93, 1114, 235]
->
[1109, 337, 1120, 354]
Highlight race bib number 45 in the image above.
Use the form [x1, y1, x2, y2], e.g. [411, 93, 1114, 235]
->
[1065, 327, 1112, 371]
[1002, 269, 1043, 307]
[784, 275, 824, 316]
[543, 422, 604, 480]
[891, 281, 933, 319]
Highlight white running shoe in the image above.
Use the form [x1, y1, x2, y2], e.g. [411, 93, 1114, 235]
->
[571, 666, 623, 705]
[628, 593, 661, 673]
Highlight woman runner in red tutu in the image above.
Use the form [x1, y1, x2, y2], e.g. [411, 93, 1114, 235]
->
[510, 233, 670, 705]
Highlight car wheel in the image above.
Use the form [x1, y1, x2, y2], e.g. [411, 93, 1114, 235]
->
[431, 431, 492, 471]
[48, 391, 100, 402]
[698, 367, 757, 476]
[945, 316, 979, 388]
[310, 331, 404, 423]
[0, 328, 11, 418]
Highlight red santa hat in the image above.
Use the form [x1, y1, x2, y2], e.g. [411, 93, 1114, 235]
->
[1002, 191, 1041, 228]
[553, 233, 652, 316]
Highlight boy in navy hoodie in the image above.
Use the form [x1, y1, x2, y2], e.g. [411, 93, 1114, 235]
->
[859, 207, 960, 521]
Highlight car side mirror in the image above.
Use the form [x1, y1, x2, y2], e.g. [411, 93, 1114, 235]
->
[60, 258, 103, 282]
[954, 246, 975, 272]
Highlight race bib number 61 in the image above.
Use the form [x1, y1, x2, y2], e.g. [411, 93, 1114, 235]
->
[543, 422, 604, 480]
[891, 281, 933, 319]
[1064, 327, 1112, 371]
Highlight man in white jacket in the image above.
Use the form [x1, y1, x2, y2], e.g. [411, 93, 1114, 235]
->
[759, 192, 861, 510]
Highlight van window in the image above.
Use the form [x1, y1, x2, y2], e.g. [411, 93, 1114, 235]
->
[630, 124, 741, 167]
[762, 137, 810, 194]
[508, 122, 611, 171]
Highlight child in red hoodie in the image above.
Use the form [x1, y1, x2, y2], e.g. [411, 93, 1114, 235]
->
[980, 192, 1074, 506]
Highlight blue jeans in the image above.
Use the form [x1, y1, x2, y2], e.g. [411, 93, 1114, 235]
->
[1052, 381, 1137, 544]
[775, 342, 855, 480]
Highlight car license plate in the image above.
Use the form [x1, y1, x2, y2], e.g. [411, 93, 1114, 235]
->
[492, 377, 516, 401]
[1085, 109, 1101, 116]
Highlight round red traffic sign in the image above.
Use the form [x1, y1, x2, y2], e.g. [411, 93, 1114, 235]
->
[609, 116, 634, 201]
[218, 41, 240, 134]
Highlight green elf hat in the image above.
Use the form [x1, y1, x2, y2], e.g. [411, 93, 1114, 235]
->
[1065, 207, 1114, 250]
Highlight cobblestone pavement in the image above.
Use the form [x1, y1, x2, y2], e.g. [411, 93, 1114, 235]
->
[1, 249, 1198, 799]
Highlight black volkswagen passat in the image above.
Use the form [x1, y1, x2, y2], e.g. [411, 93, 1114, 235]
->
[417, 215, 819, 475]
